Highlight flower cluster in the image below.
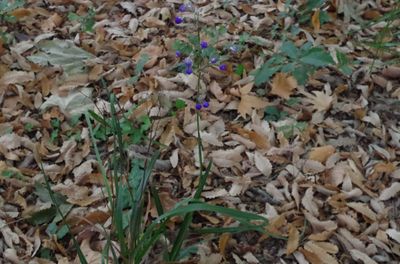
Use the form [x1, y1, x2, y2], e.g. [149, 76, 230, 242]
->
[196, 101, 209, 110]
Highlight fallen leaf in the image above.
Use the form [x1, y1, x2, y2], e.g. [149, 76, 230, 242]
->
[40, 88, 94, 117]
[303, 241, 339, 264]
[286, 224, 300, 255]
[379, 182, 400, 201]
[347, 202, 377, 221]
[349, 249, 378, 264]
[309, 145, 335, 163]
[219, 233, 231, 258]
[254, 151, 272, 177]
[311, 10, 321, 31]
[386, 229, 400, 243]
[270, 72, 297, 99]
[238, 94, 268, 118]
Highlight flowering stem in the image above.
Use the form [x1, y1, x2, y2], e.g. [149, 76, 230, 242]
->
[168, 8, 209, 261]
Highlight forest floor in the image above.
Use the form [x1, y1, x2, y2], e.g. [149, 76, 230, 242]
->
[0, 0, 399, 263]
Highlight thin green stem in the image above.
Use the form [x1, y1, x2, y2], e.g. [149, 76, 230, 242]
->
[168, 9, 208, 260]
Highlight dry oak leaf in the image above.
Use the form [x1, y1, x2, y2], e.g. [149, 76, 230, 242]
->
[270, 72, 297, 99]
[378, 182, 400, 201]
[301, 90, 334, 112]
[238, 94, 268, 118]
[237, 82, 269, 117]
[347, 202, 377, 221]
[254, 151, 272, 177]
[386, 229, 400, 243]
[286, 224, 300, 255]
[0, 71, 34, 86]
[349, 249, 378, 264]
[309, 145, 335, 163]
[303, 241, 339, 264]
[311, 9, 321, 31]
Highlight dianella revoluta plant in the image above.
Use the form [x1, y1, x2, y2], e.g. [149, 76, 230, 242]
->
[168, 2, 268, 261]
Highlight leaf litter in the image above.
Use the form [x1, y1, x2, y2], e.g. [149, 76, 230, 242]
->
[0, 0, 399, 263]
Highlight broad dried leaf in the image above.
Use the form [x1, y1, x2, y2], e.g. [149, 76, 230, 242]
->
[0, 71, 34, 86]
[386, 229, 400, 243]
[347, 202, 377, 221]
[40, 88, 94, 117]
[304, 241, 339, 264]
[349, 249, 378, 264]
[286, 224, 300, 255]
[302, 90, 334, 112]
[309, 145, 335, 163]
[254, 151, 272, 177]
[379, 182, 400, 201]
[270, 72, 297, 99]
[238, 94, 268, 118]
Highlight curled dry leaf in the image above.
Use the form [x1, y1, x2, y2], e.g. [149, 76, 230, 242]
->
[302, 188, 319, 217]
[378, 182, 400, 201]
[286, 224, 300, 255]
[0, 71, 35, 86]
[254, 151, 272, 177]
[347, 202, 377, 221]
[309, 145, 335, 163]
[304, 211, 337, 233]
[350, 249, 378, 264]
[386, 229, 400, 243]
[303, 241, 339, 264]
[210, 145, 245, 168]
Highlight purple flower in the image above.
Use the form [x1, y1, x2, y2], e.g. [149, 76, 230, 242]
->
[185, 67, 193, 75]
[229, 45, 238, 53]
[203, 101, 209, 108]
[175, 16, 183, 24]
[175, 51, 182, 57]
[200, 41, 208, 49]
[219, 64, 227, 71]
[195, 103, 202, 110]
[184, 57, 193, 67]
[178, 4, 186, 12]
[210, 57, 218, 64]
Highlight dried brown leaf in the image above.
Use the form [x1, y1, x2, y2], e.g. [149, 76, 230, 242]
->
[270, 72, 297, 99]
[309, 145, 335, 163]
[286, 224, 300, 255]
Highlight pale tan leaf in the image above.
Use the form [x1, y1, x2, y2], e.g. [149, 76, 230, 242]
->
[311, 10, 320, 31]
[349, 249, 378, 264]
[202, 188, 228, 199]
[386, 229, 400, 243]
[238, 94, 268, 118]
[302, 188, 319, 216]
[243, 252, 259, 263]
[314, 242, 338, 254]
[0, 71, 34, 86]
[254, 151, 272, 177]
[337, 214, 360, 232]
[219, 233, 231, 258]
[169, 149, 179, 168]
[304, 241, 339, 264]
[378, 182, 400, 201]
[266, 183, 285, 202]
[287, 224, 300, 255]
[210, 145, 245, 168]
[304, 212, 337, 232]
[309, 145, 335, 163]
[270, 72, 297, 99]
[301, 90, 334, 112]
[347, 202, 377, 221]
